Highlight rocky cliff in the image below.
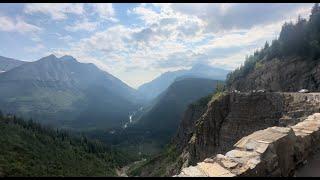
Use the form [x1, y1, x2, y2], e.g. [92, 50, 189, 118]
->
[150, 92, 320, 176]
[180, 92, 320, 166]
[227, 57, 320, 92]
[177, 112, 320, 177]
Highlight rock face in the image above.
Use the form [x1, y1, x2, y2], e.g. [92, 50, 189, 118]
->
[227, 57, 320, 92]
[176, 113, 320, 177]
[171, 92, 320, 175]
[172, 95, 210, 151]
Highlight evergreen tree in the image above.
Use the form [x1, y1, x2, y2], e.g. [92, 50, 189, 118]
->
[264, 41, 269, 50]
[226, 3, 320, 86]
[215, 82, 225, 93]
[0, 113, 136, 176]
[311, 3, 320, 17]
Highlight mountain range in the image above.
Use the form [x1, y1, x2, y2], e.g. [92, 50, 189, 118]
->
[0, 54, 139, 130]
[128, 78, 222, 146]
[0, 55, 229, 131]
[85, 77, 222, 157]
[137, 64, 230, 101]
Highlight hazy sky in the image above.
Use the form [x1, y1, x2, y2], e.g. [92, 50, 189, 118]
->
[0, 3, 314, 88]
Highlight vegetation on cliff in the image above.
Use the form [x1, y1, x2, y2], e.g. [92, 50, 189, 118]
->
[226, 3, 320, 87]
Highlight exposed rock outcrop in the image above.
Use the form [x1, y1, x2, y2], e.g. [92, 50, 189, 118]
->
[171, 92, 320, 175]
[173, 99, 210, 152]
[176, 113, 320, 177]
[136, 92, 320, 177]
[227, 57, 320, 92]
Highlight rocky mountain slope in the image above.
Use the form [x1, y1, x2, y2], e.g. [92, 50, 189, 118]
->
[227, 4, 320, 92]
[227, 56, 320, 92]
[134, 78, 222, 136]
[138, 64, 229, 101]
[0, 54, 139, 130]
[0, 56, 26, 72]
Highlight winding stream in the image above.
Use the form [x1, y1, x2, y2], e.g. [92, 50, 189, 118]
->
[123, 106, 143, 129]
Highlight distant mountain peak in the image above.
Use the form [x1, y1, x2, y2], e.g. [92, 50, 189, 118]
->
[59, 55, 78, 62]
[38, 54, 79, 64]
[38, 54, 58, 62]
[46, 54, 57, 59]
[138, 63, 230, 101]
[190, 63, 218, 71]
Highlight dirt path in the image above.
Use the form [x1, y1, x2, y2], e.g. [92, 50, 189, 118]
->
[116, 159, 146, 177]
[116, 166, 129, 177]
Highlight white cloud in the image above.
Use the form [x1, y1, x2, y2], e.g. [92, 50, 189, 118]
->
[30, 36, 42, 42]
[58, 35, 73, 42]
[208, 48, 257, 70]
[130, 3, 207, 43]
[78, 25, 135, 53]
[24, 44, 45, 53]
[129, 5, 160, 25]
[65, 19, 98, 32]
[47, 3, 316, 88]
[24, 3, 84, 20]
[0, 16, 42, 34]
[0, 16, 15, 31]
[170, 3, 313, 32]
[92, 3, 116, 21]
[197, 23, 281, 51]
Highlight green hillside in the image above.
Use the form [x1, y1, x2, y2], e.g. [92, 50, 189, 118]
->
[135, 78, 222, 134]
[0, 111, 135, 177]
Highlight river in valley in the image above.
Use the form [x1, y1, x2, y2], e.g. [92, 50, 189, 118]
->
[123, 106, 144, 129]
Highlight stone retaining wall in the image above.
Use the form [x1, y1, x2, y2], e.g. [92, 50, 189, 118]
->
[176, 113, 320, 177]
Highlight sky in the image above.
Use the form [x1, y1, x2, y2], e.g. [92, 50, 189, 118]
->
[0, 3, 314, 88]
